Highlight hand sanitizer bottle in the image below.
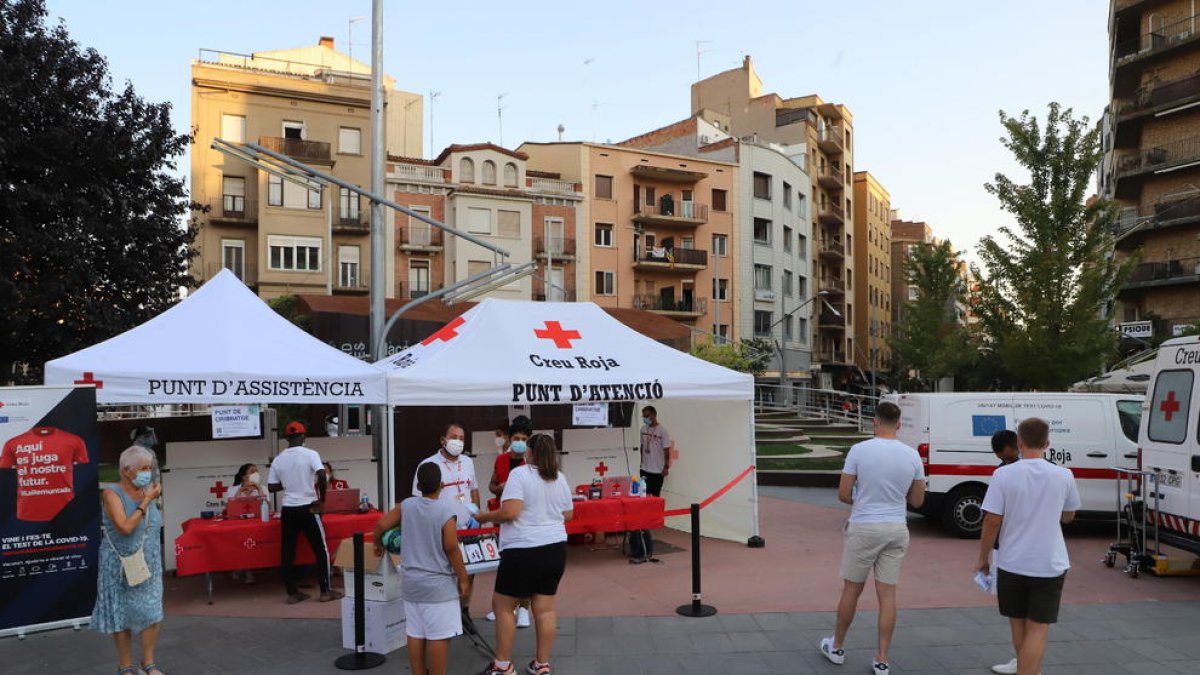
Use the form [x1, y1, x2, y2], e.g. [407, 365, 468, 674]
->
[259, 497, 269, 522]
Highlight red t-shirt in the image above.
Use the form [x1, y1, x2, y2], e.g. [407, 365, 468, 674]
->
[0, 427, 89, 522]
[488, 453, 525, 509]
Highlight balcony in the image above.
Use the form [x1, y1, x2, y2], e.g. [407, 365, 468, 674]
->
[1114, 135, 1200, 185]
[817, 125, 845, 155]
[535, 290, 577, 302]
[1117, 71, 1200, 124]
[1121, 256, 1200, 292]
[259, 136, 333, 165]
[632, 295, 708, 319]
[1112, 194, 1200, 248]
[395, 281, 443, 300]
[333, 280, 368, 295]
[391, 162, 447, 184]
[397, 225, 444, 252]
[817, 163, 844, 190]
[206, 262, 257, 287]
[818, 202, 845, 225]
[818, 311, 846, 329]
[818, 277, 846, 296]
[534, 237, 577, 260]
[633, 199, 710, 229]
[208, 196, 257, 226]
[633, 247, 708, 273]
[528, 176, 579, 194]
[333, 211, 369, 235]
[818, 238, 845, 260]
[815, 349, 847, 364]
[1113, 15, 1200, 88]
[629, 164, 707, 183]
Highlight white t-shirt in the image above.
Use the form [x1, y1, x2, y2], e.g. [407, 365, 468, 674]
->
[413, 450, 478, 527]
[842, 438, 924, 524]
[267, 445, 324, 507]
[982, 459, 1081, 577]
[225, 483, 267, 501]
[640, 423, 672, 474]
[498, 464, 573, 551]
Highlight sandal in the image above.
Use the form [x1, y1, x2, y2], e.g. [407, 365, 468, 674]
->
[140, 663, 167, 675]
[118, 668, 138, 675]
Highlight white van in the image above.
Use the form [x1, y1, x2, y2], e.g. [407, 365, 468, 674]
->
[883, 392, 1142, 537]
[1137, 336, 1200, 555]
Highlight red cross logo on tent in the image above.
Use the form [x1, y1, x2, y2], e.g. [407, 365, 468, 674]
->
[422, 317, 466, 346]
[1161, 391, 1182, 422]
[595, 462, 609, 477]
[74, 372, 104, 389]
[209, 481, 227, 498]
[534, 321, 582, 349]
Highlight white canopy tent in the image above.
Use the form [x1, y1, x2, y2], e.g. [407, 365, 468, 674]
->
[45, 269, 387, 404]
[375, 298, 758, 543]
[1070, 358, 1155, 394]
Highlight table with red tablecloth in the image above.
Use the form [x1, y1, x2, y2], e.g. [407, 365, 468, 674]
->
[566, 496, 665, 534]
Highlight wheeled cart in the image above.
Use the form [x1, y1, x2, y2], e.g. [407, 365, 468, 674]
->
[1103, 467, 1158, 578]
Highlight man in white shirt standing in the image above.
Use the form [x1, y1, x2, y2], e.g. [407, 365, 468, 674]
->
[976, 417, 1080, 675]
[267, 421, 340, 605]
[820, 401, 925, 675]
[639, 406, 671, 497]
[413, 423, 480, 613]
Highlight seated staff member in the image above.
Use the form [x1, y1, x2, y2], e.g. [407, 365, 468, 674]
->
[323, 462, 350, 491]
[226, 463, 267, 500]
[485, 417, 532, 628]
[414, 423, 479, 613]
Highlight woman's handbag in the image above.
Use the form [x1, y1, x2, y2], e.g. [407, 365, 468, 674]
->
[103, 512, 152, 587]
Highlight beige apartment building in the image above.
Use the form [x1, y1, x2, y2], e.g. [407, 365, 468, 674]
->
[1104, 0, 1200, 339]
[889, 218, 934, 328]
[852, 172, 892, 381]
[191, 37, 422, 299]
[691, 56, 855, 388]
[519, 142, 739, 336]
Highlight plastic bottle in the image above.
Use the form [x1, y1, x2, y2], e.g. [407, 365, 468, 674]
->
[359, 494, 370, 513]
[259, 497, 269, 522]
[637, 476, 648, 498]
[630, 477, 641, 497]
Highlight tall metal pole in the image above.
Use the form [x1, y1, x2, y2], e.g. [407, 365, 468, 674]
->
[369, 0, 390, 509]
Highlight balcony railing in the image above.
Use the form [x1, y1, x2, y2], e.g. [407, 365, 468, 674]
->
[210, 196, 257, 222]
[818, 202, 845, 224]
[534, 237, 577, 257]
[334, 211, 369, 233]
[816, 350, 847, 363]
[333, 280, 368, 295]
[633, 199, 710, 223]
[395, 281, 442, 300]
[1112, 195, 1200, 239]
[635, 247, 709, 267]
[1115, 14, 1200, 63]
[534, 289, 577, 302]
[632, 295, 708, 315]
[206, 262, 257, 286]
[818, 239, 845, 258]
[398, 225, 445, 249]
[1126, 256, 1200, 286]
[819, 311, 846, 328]
[392, 163, 447, 183]
[259, 136, 332, 164]
[1117, 71, 1200, 117]
[528, 177, 579, 194]
[1115, 135, 1200, 180]
[817, 125, 845, 154]
[819, 277, 846, 294]
[817, 163, 844, 190]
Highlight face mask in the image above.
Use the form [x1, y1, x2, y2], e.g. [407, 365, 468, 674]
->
[510, 440, 527, 454]
[494, 436, 506, 449]
[133, 470, 153, 488]
[247, 472, 261, 485]
[445, 439, 465, 457]
[642, 416, 651, 425]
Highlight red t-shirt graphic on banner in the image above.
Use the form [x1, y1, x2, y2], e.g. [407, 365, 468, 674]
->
[0, 427, 89, 522]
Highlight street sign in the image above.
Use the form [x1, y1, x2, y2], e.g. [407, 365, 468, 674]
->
[1119, 320, 1154, 340]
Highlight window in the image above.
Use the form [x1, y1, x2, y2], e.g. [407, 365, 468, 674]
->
[468, 260, 490, 279]
[713, 324, 730, 341]
[1117, 400, 1142, 443]
[460, 157, 475, 183]
[220, 114, 245, 143]
[754, 264, 773, 290]
[267, 235, 321, 272]
[338, 246, 360, 288]
[542, 217, 565, 252]
[846, 233, 852, 256]
[783, 270, 793, 296]
[783, 316, 793, 341]
[338, 127, 362, 155]
[712, 234, 728, 257]
[713, 278, 729, 301]
[498, 210, 521, 238]
[503, 162, 518, 187]
[783, 182, 793, 210]
[221, 239, 245, 280]
[267, 175, 321, 209]
[594, 223, 613, 247]
[645, 186, 656, 207]
[797, 318, 808, 344]
[409, 260, 430, 297]
[222, 176, 246, 214]
[467, 207, 491, 234]
[797, 193, 807, 219]
[712, 189, 727, 212]
[595, 174, 613, 199]
[753, 172, 771, 200]
[282, 120, 304, 139]
[798, 234, 807, 256]
[783, 226, 793, 253]
[339, 188, 359, 222]
[753, 218, 771, 244]
[754, 310, 772, 337]
[482, 160, 497, 185]
[407, 205, 433, 245]
[268, 175, 282, 206]
[594, 270, 615, 295]
[798, 275, 807, 299]
[1148, 370, 1193, 443]
[908, 286, 919, 301]
[308, 184, 322, 209]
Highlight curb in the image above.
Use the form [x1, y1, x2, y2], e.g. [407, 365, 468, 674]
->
[756, 471, 841, 488]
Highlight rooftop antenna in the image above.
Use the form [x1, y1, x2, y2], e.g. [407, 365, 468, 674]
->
[428, 89, 441, 157]
[557, 124, 565, 142]
[497, 92, 508, 146]
[347, 16, 366, 69]
[696, 40, 711, 81]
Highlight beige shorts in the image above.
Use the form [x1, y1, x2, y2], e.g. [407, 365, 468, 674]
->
[840, 522, 910, 585]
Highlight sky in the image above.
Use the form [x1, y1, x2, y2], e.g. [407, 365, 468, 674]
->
[45, 0, 1110, 260]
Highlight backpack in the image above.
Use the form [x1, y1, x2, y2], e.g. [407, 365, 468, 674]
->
[628, 529, 654, 562]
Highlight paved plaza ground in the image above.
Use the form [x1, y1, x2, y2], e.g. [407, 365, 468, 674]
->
[5, 487, 1200, 673]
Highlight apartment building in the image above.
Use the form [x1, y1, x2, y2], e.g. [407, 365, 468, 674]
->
[889, 218, 934, 328]
[386, 143, 583, 303]
[852, 172, 892, 382]
[191, 37, 422, 299]
[692, 56, 855, 389]
[621, 115, 815, 392]
[1104, 0, 1200, 339]
[518, 141, 738, 336]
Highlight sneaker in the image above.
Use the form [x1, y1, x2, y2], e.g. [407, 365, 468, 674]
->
[285, 592, 310, 605]
[478, 662, 516, 675]
[317, 590, 344, 602]
[872, 661, 889, 674]
[819, 637, 845, 665]
[485, 611, 497, 621]
[526, 660, 551, 675]
[991, 658, 1017, 674]
[516, 606, 532, 628]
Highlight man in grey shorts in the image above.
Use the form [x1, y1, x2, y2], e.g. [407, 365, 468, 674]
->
[820, 401, 925, 675]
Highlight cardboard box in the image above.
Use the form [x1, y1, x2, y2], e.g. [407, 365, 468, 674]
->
[334, 537, 402, 602]
[340, 596, 406, 654]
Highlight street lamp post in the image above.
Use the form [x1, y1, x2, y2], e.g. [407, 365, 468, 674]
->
[767, 290, 840, 407]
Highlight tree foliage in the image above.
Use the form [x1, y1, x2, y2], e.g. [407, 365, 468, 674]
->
[888, 239, 972, 390]
[972, 104, 1132, 391]
[690, 337, 772, 376]
[0, 0, 195, 382]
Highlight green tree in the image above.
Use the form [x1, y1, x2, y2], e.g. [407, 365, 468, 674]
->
[0, 0, 195, 382]
[889, 239, 972, 390]
[690, 337, 771, 376]
[973, 104, 1133, 391]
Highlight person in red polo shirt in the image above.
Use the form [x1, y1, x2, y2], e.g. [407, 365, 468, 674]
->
[0, 426, 89, 522]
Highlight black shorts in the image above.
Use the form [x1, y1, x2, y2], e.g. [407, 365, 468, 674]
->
[996, 568, 1066, 624]
[494, 542, 567, 599]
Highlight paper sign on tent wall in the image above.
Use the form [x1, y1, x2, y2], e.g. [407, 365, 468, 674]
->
[211, 405, 261, 439]
[572, 403, 608, 427]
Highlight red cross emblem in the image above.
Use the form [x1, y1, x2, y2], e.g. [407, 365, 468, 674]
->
[1161, 391, 1182, 422]
[243, 538, 257, 550]
[534, 321, 582, 349]
[209, 481, 227, 498]
[421, 316, 466, 346]
[74, 372, 104, 389]
[174, 544, 184, 558]
[595, 461, 609, 477]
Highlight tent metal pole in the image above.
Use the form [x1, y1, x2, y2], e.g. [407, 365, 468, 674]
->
[748, 400, 761, 540]
[369, 0, 390, 509]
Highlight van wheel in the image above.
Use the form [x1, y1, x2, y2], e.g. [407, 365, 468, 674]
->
[941, 486, 986, 539]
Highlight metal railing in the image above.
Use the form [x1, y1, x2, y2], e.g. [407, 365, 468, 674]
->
[818, 125, 845, 151]
[634, 200, 710, 221]
[636, 247, 708, 266]
[534, 237, 577, 257]
[818, 312, 845, 328]
[392, 163, 447, 183]
[818, 202, 845, 222]
[1115, 134, 1200, 179]
[534, 290, 577, 302]
[335, 210, 368, 231]
[818, 239, 845, 257]
[211, 196, 257, 220]
[1118, 71, 1200, 116]
[1127, 256, 1200, 284]
[1111, 195, 1200, 236]
[818, 277, 846, 293]
[528, 177, 578, 193]
[395, 281, 442, 300]
[206, 262, 257, 286]
[752, 382, 878, 433]
[1115, 14, 1200, 62]
[815, 350, 847, 363]
[398, 225, 445, 248]
[821, 163, 844, 186]
[259, 136, 331, 163]
[632, 295, 708, 314]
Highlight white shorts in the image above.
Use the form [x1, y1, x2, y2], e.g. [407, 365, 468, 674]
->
[840, 522, 910, 585]
[404, 599, 463, 640]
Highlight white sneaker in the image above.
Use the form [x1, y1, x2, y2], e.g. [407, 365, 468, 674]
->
[991, 658, 1017, 674]
[485, 611, 497, 621]
[872, 661, 889, 674]
[516, 606, 531, 628]
[819, 637, 845, 665]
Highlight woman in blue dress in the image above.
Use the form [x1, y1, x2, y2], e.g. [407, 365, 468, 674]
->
[92, 445, 166, 675]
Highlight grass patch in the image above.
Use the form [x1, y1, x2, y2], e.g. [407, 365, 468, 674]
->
[98, 464, 120, 484]
[758, 447, 851, 472]
[755, 443, 813, 456]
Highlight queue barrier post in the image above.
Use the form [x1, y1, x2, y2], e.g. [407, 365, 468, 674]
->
[675, 502, 717, 618]
[335, 532, 387, 670]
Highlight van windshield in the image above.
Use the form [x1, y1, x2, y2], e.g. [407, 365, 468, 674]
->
[1116, 400, 1142, 443]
